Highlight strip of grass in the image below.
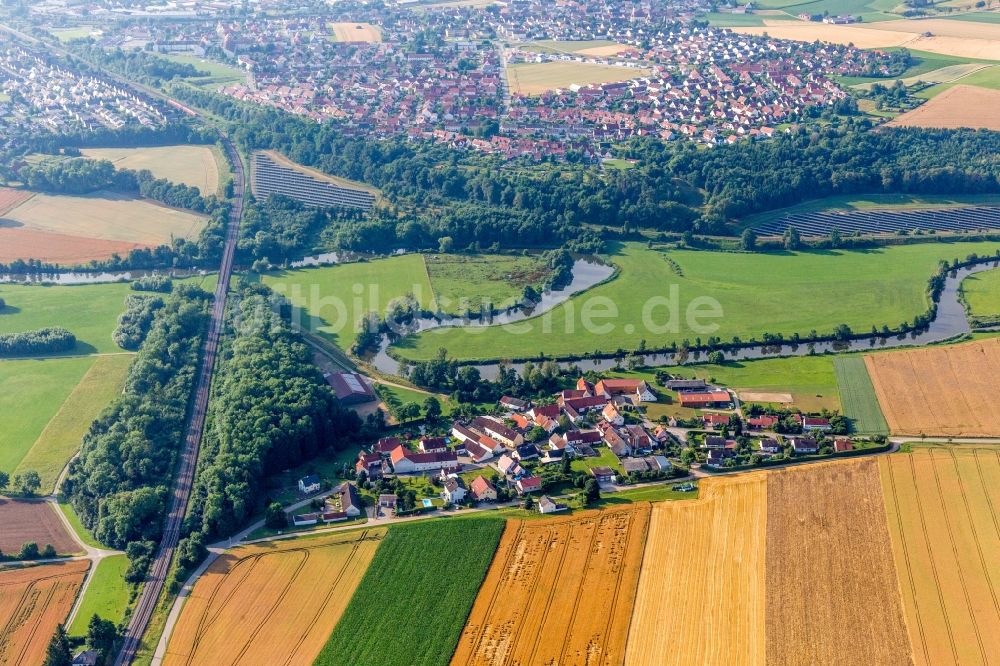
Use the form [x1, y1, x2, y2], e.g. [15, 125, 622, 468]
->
[0, 356, 95, 475]
[833, 356, 889, 434]
[315, 516, 505, 666]
[57, 501, 102, 549]
[395, 242, 1000, 363]
[68, 554, 130, 636]
[15, 354, 133, 493]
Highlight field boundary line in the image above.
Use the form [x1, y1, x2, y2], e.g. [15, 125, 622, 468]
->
[553, 515, 600, 665]
[947, 449, 1000, 622]
[420, 254, 440, 313]
[504, 525, 561, 663]
[620, 504, 654, 666]
[14, 582, 58, 666]
[596, 508, 635, 666]
[908, 453, 959, 663]
[884, 459, 931, 666]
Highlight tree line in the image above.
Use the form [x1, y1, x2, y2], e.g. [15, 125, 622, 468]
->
[0, 327, 75, 356]
[63, 285, 210, 553]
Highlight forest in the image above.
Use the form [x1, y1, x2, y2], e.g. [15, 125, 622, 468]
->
[63, 285, 210, 550]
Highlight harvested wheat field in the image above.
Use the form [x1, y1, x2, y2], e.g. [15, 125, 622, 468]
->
[625, 475, 767, 666]
[732, 24, 917, 49]
[0, 560, 89, 665]
[880, 446, 1000, 666]
[0, 227, 143, 264]
[865, 338, 1000, 436]
[328, 22, 382, 42]
[453, 503, 650, 666]
[5, 191, 207, 247]
[0, 497, 79, 556]
[888, 85, 1000, 131]
[0, 187, 33, 215]
[164, 528, 385, 666]
[81, 145, 222, 195]
[765, 459, 911, 666]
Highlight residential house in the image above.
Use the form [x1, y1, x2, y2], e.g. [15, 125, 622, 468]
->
[538, 495, 567, 514]
[73, 651, 99, 666]
[390, 445, 460, 473]
[594, 378, 657, 402]
[378, 494, 397, 510]
[442, 476, 467, 503]
[748, 414, 779, 430]
[706, 448, 736, 467]
[451, 422, 482, 444]
[624, 425, 653, 454]
[678, 390, 732, 408]
[602, 402, 624, 426]
[541, 448, 565, 464]
[298, 474, 321, 494]
[470, 475, 498, 501]
[803, 417, 832, 432]
[331, 482, 362, 517]
[833, 437, 854, 453]
[589, 466, 616, 484]
[789, 437, 819, 454]
[496, 453, 523, 477]
[375, 436, 402, 457]
[758, 437, 782, 454]
[703, 413, 730, 429]
[473, 416, 524, 447]
[418, 436, 449, 453]
[516, 476, 542, 495]
[356, 452, 383, 479]
[513, 443, 540, 461]
[464, 438, 495, 463]
[500, 395, 529, 411]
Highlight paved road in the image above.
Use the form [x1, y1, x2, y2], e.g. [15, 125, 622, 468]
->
[113, 137, 244, 666]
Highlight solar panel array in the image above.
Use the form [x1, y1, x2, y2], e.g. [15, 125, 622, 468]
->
[253, 152, 376, 210]
[754, 206, 1000, 237]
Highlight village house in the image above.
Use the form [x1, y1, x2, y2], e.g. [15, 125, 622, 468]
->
[297, 474, 321, 494]
[758, 437, 782, 454]
[516, 476, 542, 495]
[678, 390, 732, 408]
[706, 448, 736, 467]
[833, 437, 854, 453]
[703, 413, 730, 429]
[356, 452, 383, 479]
[602, 402, 624, 426]
[497, 453, 524, 477]
[389, 445, 460, 474]
[470, 475, 498, 501]
[500, 395, 529, 411]
[803, 417, 832, 432]
[748, 414, 779, 430]
[375, 436, 402, 457]
[473, 416, 524, 447]
[594, 378, 657, 402]
[538, 495, 568, 514]
[789, 437, 819, 454]
[589, 466, 616, 484]
[378, 494, 398, 511]
[441, 476, 467, 503]
[418, 436, 449, 453]
[464, 438, 495, 463]
[328, 482, 362, 517]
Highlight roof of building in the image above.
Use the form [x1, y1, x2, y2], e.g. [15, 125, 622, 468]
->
[327, 371, 375, 401]
[470, 475, 496, 496]
[299, 474, 320, 487]
[679, 391, 731, 405]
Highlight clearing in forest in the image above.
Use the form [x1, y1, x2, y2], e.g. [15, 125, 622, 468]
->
[80, 145, 223, 196]
[625, 474, 767, 666]
[452, 503, 650, 666]
[0, 560, 89, 665]
[164, 528, 385, 666]
[880, 445, 1000, 666]
[865, 338, 1000, 436]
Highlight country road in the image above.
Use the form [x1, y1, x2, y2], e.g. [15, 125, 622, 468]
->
[113, 136, 245, 666]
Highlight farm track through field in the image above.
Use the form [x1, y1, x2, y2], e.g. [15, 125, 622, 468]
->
[13, 583, 57, 666]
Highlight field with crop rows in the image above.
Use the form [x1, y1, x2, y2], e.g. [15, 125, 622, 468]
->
[880, 446, 1000, 665]
[764, 460, 911, 665]
[625, 474, 767, 666]
[452, 504, 650, 666]
[0, 560, 89, 665]
[0, 497, 79, 555]
[165, 528, 385, 666]
[866, 338, 1000, 436]
[316, 517, 505, 666]
[889, 85, 1000, 131]
[833, 356, 888, 434]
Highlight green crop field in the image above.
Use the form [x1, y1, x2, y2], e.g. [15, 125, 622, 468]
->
[392, 242, 1000, 363]
[0, 282, 134, 355]
[424, 253, 550, 314]
[68, 554, 131, 636]
[701, 11, 799, 26]
[262, 255, 434, 352]
[156, 53, 247, 88]
[15, 354, 133, 493]
[316, 516, 505, 666]
[752, 0, 899, 21]
[833, 356, 889, 434]
[0, 356, 95, 475]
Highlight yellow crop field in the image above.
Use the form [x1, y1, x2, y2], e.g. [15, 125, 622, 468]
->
[328, 22, 382, 43]
[507, 62, 651, 95]
[4, 191, 208, 247]
[0, 560, 89, 666]
[164, 528, 385, 666]
[887, 85, 1000, 131]
[731, 24, 917, 49]
[81, 145, 223, 196]
[880, 446, 1000, 666]
[865, 338, 1000, 436]
[452, 503, 650, 666]
[764, 459, 912, 665]
[625, 474, 767, 666]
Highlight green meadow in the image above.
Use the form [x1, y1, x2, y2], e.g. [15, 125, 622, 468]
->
[833, 356, 889, 434]
[424, 253, 550, 313]
[68, 554, 131, 636]
[15, 354, 133, 492]
[392, 242, 1000, 362]
[0, 356, 95, 476]
[961, 266, 1000, 320]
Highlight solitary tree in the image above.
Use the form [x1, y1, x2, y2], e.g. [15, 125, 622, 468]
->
[422, 396, 442, 421]
[264, 502, 287, 530]
[740, 228, 757, 252]
[87, 614, 119, 662]
[583, 479, 601, 505]
[783, 226, 801, 250]
[0, 470, 8, 493]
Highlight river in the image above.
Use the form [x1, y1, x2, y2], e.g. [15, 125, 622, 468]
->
[371, 259, 1000, 380]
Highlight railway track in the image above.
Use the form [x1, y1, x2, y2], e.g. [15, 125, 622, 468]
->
[113, 136, 244, 666]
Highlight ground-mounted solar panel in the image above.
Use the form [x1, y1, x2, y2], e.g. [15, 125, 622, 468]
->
[754, 206, 1000, 237]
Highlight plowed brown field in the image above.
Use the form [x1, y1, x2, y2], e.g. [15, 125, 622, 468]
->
[865, 339, 1000, 436]
[0, 187, 32, 216]
[880, 446, 1000, 666]
[0, 560, 89, 665]
[0, 497, 79, 556]
[452, 503, 650, 666]
[164, 528, 385, 666]
[625, 475, 767, 666]
[765, 459, 912, 666]
[0, 227, 143, 264]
